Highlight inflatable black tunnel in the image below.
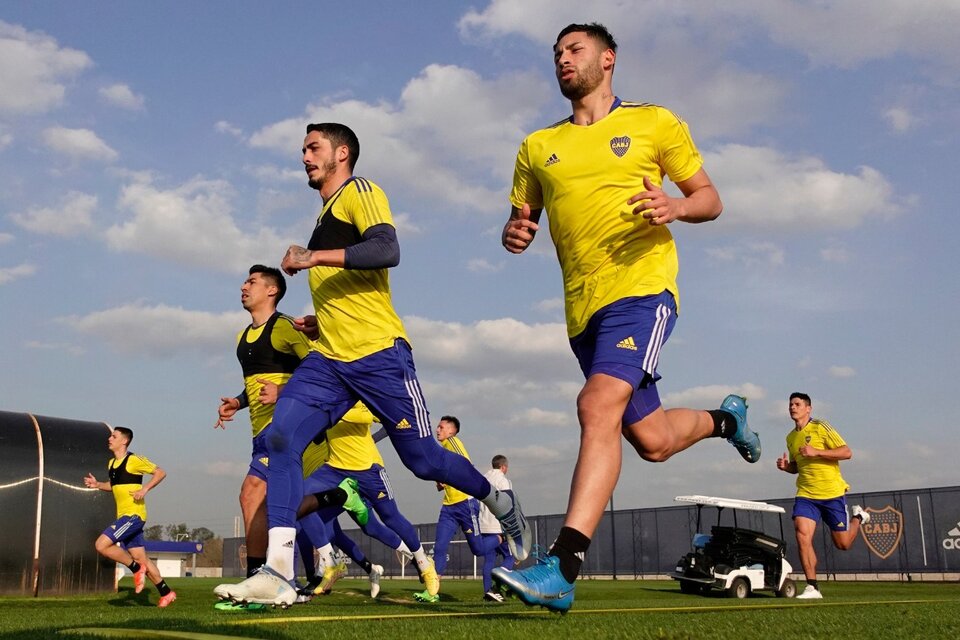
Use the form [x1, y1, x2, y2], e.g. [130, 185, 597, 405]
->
[0, 411, 116, 596]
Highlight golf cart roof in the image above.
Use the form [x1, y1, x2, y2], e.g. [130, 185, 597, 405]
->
[675, 495, 785, 514]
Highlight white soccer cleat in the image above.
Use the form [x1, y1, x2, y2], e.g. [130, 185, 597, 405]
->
[369, 563, 384, 598]
[796, 585, 823, 600]
[851, 504, 870, 524]
[213, 566, 297, 607]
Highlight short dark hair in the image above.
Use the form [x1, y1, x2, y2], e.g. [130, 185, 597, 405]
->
[492, 454, 508, 469]
[790, 392, 812, 405]
[556, 22, 618, 53]
[114, 426, 133, 445]
[440, 415, 460, 432]
[249, 264, 286, 303]
[305, 122, 360, 171]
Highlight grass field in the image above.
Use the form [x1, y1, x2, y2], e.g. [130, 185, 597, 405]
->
[1, 576, 958, 640]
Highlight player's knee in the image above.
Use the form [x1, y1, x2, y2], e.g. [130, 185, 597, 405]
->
[628, 430, 673, 462]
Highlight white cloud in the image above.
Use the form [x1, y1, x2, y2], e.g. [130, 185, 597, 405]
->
[828, 365, 856, 378]
[9, 191, 97, 235]
[392, 212, 422, 235]
[0, 232, 13, 244]
[215, 120, 244, 138]
[0, 262, 36, 285]
[506, 407, 572, 428]
[883, 106, 918, 133]
[248, 64, 551, 215]
[41, 126, 118, 162]
[61, 303, 248, 356]
[105, 176, 293, 272]
[0, 131, 11, 150]
[661, 383, 766, 409]
[706, 144, 902, 230]
[24, 340, 84, 356]
[98, 83, 145, 110]
[243, 164, 303, 184]
[466, 258, 504, 273]
[0, 20, 92, 114]
[204, 460, 250, 477]
[820, 245, 850, 263]
[706, 241, 784, 267]
[534, 297, 563, 313]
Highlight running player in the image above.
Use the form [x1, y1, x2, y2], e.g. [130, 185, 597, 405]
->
[84, 427, 176, 608]
[495, 23, 760, 612]
[214, 123, 531, 607]
[414, 416, 502, 603]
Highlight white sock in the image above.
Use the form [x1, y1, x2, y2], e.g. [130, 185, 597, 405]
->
[396, 541, 410, 553]
[317, 543, 336, 569]
[266, 527, 297, 580]
[413, 546, 431, 572]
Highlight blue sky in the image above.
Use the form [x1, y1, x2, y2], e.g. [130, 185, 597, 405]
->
[1, 1, 957, 537]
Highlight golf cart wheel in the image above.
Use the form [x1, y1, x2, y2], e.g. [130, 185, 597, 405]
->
[776, 578, 797, 598]
[679, 580, 701, 595]
[727, 577, 750, 599]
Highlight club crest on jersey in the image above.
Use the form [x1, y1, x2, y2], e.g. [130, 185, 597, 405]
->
[610, 136, 631, 158]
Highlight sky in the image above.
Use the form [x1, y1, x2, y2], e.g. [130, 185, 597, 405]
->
[1, 1, 958, 538]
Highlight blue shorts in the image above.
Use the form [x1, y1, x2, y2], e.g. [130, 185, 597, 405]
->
[103, 515, 146, 549]
[793, 496, 850, 532]
[278, 339, 433, 443]
[570, 292, 677, 425]
[304, 463, 395, 505]
[248, 429, 270, 481]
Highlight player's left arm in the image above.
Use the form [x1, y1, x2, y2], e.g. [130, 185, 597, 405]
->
[130, 465, 166, 501]
[628, 169, 722, 225]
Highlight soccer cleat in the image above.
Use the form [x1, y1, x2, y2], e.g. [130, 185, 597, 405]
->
[369, 563, 384, 598]
[212, 565, 297, 607]
[316, 562, 347, 595]
[214, 601, 267, 612]
[339, 478, 369, 526]
[484, 590, 505, 602]
[492, 550, 575, 613]
[796, 585, 823, 599]
[496, 489, 532, 562]
[132, 564, 147, 594]
[298, 576, 323, 596]
[157, 590, 177, 608]
[419, 558, 440, 596]
[413, 589, 440, 603]
[721, 394, 761, 463]
[851, 504, 871, 524]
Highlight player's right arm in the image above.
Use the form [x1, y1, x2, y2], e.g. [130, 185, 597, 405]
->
[776, 452, 798, 474]
[83, 473, 111, 491]
[215, 390, 248, 429]
[502, 203, 543, 254]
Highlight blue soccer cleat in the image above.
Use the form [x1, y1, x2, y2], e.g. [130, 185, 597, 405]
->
[491, 550, 575, 613]
[721, 394, 761, 463]
[496, 489, 532, 562]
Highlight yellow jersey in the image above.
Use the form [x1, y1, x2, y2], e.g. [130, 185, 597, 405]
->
[510, 100, 703, 337]
[107, 453, 157, 520]
[306, 176, 408, 361]
[786, 419, 850, 500]
[301, 402, 381, 477]
[440, 436, 471, 506]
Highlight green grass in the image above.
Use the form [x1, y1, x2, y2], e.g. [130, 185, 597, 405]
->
[1, 576, 958, 640]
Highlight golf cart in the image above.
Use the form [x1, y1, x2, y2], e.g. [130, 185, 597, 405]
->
[670, 495, 796, 599]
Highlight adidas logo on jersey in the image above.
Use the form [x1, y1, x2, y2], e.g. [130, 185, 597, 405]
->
[544, 153, 560, 167]
[396, 418, 412, 430]
[616, 336, 638, 351]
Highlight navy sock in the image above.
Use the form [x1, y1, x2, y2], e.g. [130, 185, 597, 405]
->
[549, 526, 590, 583]
[246, 557, 266, 577]
[128, 560, 141, 573]
[156, 580, 171, 596]
[708, 409, 737, 438]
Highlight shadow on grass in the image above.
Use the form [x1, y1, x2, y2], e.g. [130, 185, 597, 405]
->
[107, 586, 155, 607]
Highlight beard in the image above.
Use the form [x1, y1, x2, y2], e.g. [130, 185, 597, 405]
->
[558, 59, 605, 101]
[307, 158, 338, 190]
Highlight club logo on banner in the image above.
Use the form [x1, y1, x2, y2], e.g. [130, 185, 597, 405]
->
[861, 506, 903, 560]
[610, 136, 631, 158]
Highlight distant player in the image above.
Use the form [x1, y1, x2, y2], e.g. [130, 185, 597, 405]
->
[84, 427, 176, 608]
[478, 454, 515, 602]
[777, 392, 869, 599]
[415, 416, 502, 603]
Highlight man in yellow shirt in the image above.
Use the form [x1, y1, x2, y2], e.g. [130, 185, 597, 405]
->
[777, 392, 869, 599]
[495, 22, 759, 612]
[84, 427, 176, 608]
